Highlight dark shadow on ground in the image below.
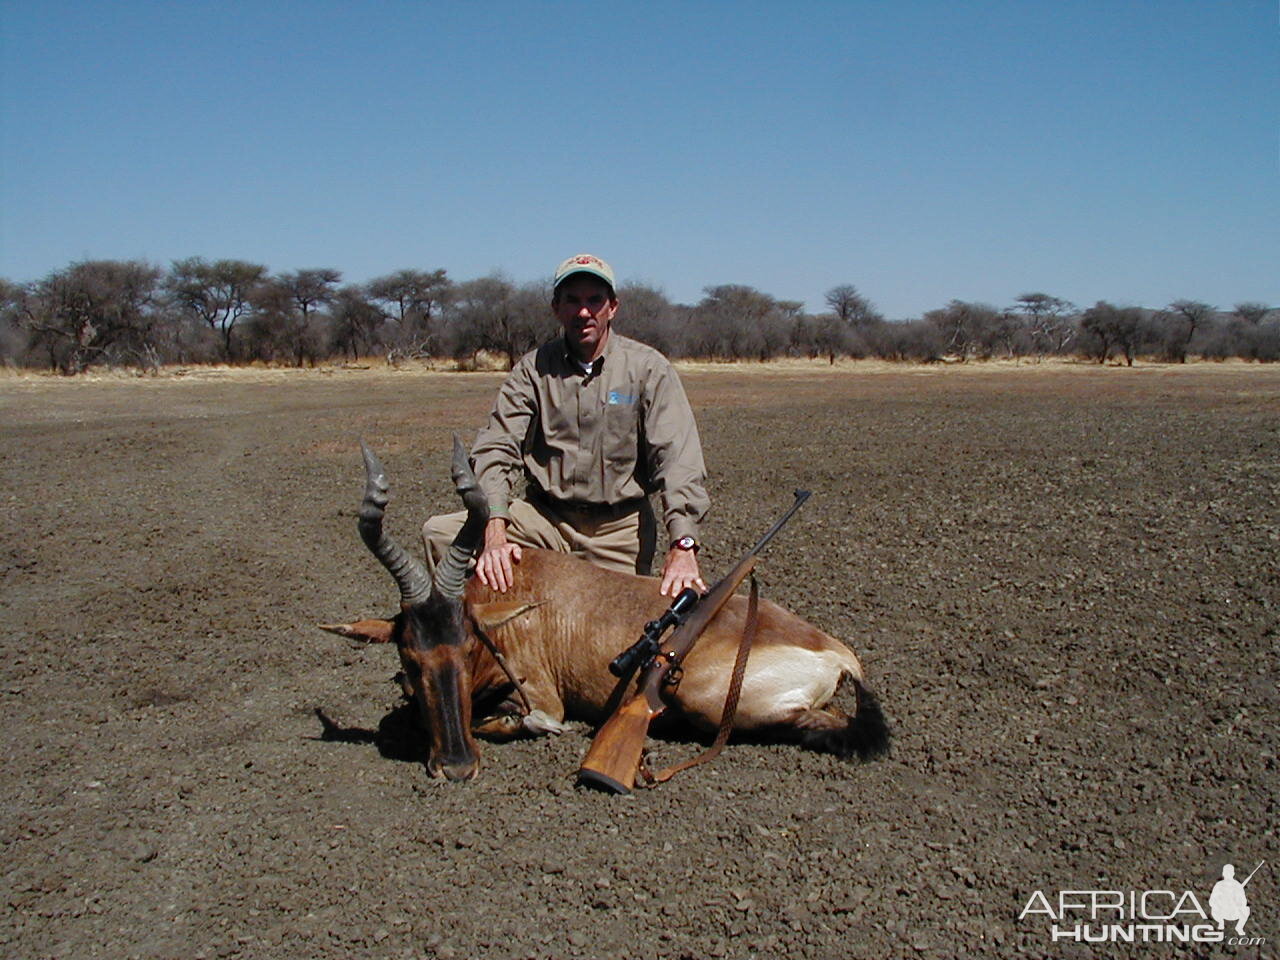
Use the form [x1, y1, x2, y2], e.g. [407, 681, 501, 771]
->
[312, 704, 425, 764]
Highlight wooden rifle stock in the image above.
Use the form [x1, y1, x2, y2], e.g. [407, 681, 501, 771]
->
[577, 492, 810, 793]
[572, 694, 661, 794]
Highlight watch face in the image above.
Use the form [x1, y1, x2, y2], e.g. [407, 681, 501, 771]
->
[676, 536, 697, 551]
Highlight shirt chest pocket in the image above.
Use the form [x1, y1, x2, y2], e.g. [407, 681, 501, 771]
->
[602, 389, 640, 467]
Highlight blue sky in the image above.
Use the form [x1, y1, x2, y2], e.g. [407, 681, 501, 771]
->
[1, 0, 1276, 318]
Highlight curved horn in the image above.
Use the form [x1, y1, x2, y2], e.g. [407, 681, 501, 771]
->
[357, 440, 432, 605]
[433, 434, 489, 598]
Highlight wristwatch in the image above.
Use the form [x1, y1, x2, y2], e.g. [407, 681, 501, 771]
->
[673, 536, 699, 552]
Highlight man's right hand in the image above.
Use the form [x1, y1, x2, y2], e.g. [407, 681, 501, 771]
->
[475, 517, 521, 592]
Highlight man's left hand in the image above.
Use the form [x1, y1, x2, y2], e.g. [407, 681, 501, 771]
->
[660, 547, 706, 597]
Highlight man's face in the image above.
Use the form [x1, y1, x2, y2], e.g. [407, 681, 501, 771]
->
[553, 275, 618, 362]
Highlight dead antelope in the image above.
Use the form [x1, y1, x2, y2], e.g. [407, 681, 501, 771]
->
[321, 440, 888, 781]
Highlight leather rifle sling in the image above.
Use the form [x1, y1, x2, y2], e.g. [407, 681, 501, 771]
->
[641, 575, 760, 786]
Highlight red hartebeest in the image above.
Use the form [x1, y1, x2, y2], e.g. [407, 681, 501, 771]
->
[321, 440, 887, 781]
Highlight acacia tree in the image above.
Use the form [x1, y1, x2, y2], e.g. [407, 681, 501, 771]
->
[243, 269, 339, 366]
[1220, 302, 1277, 362]
[772, 300, 806, 359]
[1014, 293, 1077, 356]
[367, 268, 451, 359]
[924, 300, 1004, 360]
[1232, 302, 1270, 326]
[825, 284, 883, 327]
[1080, 301, 1144, 365]
[445, 275, 553, 369]
[1162, 299, 1215, 363]
[811, 313, 852, 363]
[690, 285, 792, 360]
[166, 257, 266, 361]
[22, 260, 163, 373]
[787, 312, 816, 359]
[281, 268, 340, 366]
[615, 281, 678, 355]
[979, 310, 1028, 359]
[0, 278, 27, 366]
[329, 285, 384, 360]
[243, 279, 292, 363]
[867, 319, 945, 362]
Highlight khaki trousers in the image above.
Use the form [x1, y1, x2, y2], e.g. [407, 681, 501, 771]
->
[422, 496, 657, 576]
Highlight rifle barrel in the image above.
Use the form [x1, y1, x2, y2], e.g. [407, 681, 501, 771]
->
[746, 490, 811, 556]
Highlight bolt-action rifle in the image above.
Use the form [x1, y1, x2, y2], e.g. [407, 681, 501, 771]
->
[577, 491, 811, 793]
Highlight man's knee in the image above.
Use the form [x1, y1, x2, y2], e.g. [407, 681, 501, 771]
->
[423, 511, 466, 563]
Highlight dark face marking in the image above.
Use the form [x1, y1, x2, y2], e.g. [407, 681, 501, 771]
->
[395, 595, 480, 781]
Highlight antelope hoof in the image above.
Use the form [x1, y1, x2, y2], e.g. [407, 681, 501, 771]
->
[522, 710, 569, 736]
[473, 713, 524, 740]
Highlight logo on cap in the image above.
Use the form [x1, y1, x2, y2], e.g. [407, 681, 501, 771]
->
[555, 254, 615, 291]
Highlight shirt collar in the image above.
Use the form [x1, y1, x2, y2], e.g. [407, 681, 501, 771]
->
[560, 330, 616, 378]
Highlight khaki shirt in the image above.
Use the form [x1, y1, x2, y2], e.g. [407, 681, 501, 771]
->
[472, 332, 709, 541]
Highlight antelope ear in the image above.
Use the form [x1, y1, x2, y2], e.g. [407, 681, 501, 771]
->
[470, 601, 545, 632]
[318, 619, 395, 644]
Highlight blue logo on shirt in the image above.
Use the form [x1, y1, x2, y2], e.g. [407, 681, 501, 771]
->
[607, 390, 637, 405]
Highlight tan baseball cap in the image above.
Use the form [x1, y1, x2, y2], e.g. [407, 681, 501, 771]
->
[553, 253, 616, 294]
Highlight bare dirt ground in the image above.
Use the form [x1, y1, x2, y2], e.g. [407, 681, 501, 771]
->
[2, 360, 1277, 960]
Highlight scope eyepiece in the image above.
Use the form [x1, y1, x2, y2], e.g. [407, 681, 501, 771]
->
[608, 643, 646, 678]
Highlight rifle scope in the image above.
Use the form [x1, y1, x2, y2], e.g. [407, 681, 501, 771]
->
[608, 587, 700, 678]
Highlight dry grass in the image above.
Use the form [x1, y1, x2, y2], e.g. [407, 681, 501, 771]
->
[3, 354, 1275, 387]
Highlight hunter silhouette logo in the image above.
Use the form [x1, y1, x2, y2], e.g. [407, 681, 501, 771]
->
[1210, 861, 1264, 936]
[1019, 858, 1267, 946]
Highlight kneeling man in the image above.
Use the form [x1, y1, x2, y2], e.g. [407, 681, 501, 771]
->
[424, 253, 708, 598]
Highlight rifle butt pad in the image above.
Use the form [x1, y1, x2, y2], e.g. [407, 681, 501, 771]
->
[576, 695, 658, 794]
